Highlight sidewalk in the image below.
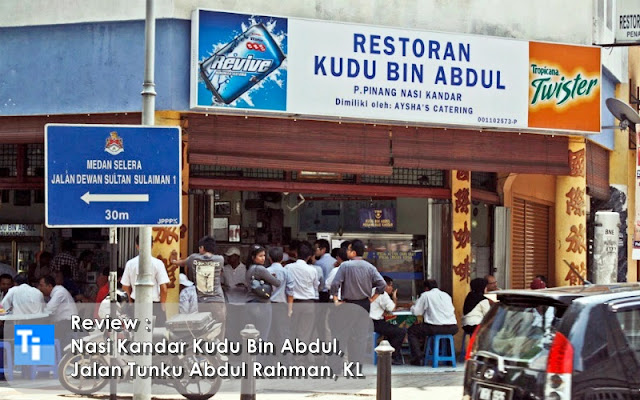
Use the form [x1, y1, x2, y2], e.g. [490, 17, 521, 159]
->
[0, 365, 465, 400]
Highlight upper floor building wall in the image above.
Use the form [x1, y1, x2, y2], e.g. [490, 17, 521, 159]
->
[0, 0, 627, 117]
[5, 0, 593, 44]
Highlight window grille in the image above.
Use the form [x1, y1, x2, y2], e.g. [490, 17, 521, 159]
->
[471, 172, 497, 192]
[0, 145, 17, 177]
[190, 165, 285, 180]
[27, 144, 44, 177]
[361, 168, 444, 187]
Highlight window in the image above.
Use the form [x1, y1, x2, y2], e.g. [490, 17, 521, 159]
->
[477, 304, 561, 361]
[615, 308, 640, 360]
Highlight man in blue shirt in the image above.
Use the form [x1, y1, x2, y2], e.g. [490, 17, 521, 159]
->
[267, 247, 289, 353]
[314, 239, 336, 303]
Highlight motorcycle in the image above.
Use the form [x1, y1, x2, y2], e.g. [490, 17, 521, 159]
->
[57, 293, 224, 400]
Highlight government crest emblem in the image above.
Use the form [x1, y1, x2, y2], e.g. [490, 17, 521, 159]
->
[104, 131, 124, 155]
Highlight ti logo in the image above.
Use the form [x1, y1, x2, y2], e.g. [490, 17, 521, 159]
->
[14, 325, 56, 365]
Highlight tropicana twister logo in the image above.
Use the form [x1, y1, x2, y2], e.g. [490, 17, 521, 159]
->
[529, 64, 599, 108]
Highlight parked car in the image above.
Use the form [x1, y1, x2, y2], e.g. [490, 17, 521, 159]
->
[462, 283, 640, 400]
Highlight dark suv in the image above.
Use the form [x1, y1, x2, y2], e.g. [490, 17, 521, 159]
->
[463, 283, 640, 400]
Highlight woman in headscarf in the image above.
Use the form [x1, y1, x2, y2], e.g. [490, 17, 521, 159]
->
[461, 277, 492, 335]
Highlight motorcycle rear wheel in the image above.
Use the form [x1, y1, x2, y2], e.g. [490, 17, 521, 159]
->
[174, 355, 222, 400]
[58, 352, 110, 395]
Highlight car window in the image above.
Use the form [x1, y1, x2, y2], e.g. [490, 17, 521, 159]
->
[475, 303, 561, 362]
[615, 308, 640, 361]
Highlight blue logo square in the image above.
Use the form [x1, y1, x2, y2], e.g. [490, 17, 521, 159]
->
[14, 325, 56, 366]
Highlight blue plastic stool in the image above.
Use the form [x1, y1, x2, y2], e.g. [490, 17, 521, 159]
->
[28, 339, 61, 379]
[424, 334, 456, 368]
[0, 341, 14, 380]
[373, 332, 380, 365]
[459, 331, 472, 361]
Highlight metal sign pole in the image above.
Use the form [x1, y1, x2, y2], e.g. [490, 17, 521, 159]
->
[133, 1, 156, 399]
[109, 227, 118, 400]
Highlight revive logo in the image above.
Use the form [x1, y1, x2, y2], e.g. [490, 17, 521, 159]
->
[14, 325, 56, 365]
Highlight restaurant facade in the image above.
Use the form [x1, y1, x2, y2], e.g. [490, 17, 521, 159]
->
[0, 1, 634, 319]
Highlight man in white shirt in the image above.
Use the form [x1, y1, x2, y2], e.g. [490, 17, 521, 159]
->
[38, 275, 78, 347]
[221, 247, 247, 304]
[370, 276, 406, 365]
[2, 273, 45, 315]
[408, 279, 458, 365]
[120, 235, 171, 326]
[286, 241, 320, 358]
[325, 247, 348, 301]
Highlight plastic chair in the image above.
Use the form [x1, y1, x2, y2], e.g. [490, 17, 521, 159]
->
[0, 341, 14, 380]
[27, 339, 61, 379]
[424, 334, 456, 368]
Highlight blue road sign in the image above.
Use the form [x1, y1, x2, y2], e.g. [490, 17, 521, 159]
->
[45, 124, 181, 227]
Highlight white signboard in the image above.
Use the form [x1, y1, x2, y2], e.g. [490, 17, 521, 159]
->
[616, 0, 640, 44]
[191, 9, 601, 133]
[286, 20, 529, 128]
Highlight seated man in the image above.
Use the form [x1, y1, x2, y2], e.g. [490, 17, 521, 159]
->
[408, 279, 458, 365]
[370, 276, 406, 365]
[39, 275, 78, 347]
[2, 273, 45, 315]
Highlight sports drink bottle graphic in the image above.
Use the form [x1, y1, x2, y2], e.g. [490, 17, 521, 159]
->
[200, 23, 286, 105]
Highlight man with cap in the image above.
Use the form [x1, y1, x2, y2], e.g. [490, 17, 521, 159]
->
[220, 246, 247, 342]
[221, 247, 247, 304]
[179, 273, 198, 314]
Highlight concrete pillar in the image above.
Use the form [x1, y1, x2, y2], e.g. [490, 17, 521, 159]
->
[151, 111, 182, 318]
[451, 170, 471, 328]
[555, 137, 587, 286]
[593, 211, 619, 283]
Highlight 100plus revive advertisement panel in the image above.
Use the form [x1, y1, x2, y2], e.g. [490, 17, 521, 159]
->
[190, 9, 601, 134]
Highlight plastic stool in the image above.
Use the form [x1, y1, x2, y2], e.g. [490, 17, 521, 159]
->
[424, 334, 456, 368]
[0, 341, 14, 380]
[28, 339, 61, 379]
[373, 332, 380, 365]
[459, 331, 472, 361]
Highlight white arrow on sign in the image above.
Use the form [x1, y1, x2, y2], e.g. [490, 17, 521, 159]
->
[81, 191, 149, 204]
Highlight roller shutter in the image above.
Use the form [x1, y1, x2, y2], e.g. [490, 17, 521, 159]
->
[511, 198, 550, 289]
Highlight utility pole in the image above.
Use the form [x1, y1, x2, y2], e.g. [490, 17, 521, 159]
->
[134, 1, 156, 399]
[109, 227, 118, 400]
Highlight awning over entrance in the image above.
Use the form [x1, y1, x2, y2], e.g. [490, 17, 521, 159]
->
[186, 114, 571, 176]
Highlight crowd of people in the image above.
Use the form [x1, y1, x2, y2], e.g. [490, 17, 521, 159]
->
[168, 236, 520, 367]
[0, 233, 551, 367]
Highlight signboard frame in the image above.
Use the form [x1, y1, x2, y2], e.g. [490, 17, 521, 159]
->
[190, 8, 602, 135]
[45, 123, 182, 228]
